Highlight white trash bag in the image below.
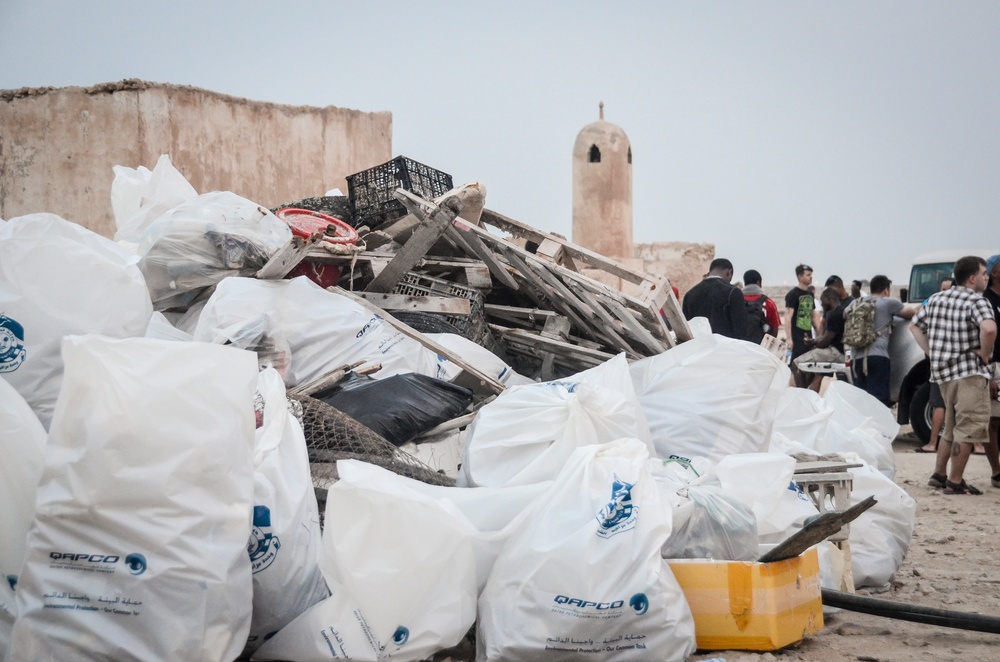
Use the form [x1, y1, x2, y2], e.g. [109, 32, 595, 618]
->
[630, 334, 790, 464]
[427, 332, 534, 386]
[477, 438, 696, 662]
[0, 380, 46, 659]
[195, 276, 442, 388]
[112, 154, 198, 244]
[243, 369, 329, 656]
[0, 214, 153, 429]
[135, 191, 292, 310]
[253, 460, 483, 662]
[460, 354, 652, 488]
[843, 454, 916, 589]
[0, 379, 47, 588]
[9, 335, 258, 662]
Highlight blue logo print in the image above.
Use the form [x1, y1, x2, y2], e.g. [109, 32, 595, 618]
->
[0, 314, 26, 374]
[247, 505, 281, 574]
[629, 593, 649, 615]
[596, 474, 638, 538]
[392, 626, 409, 646]
[124, 553, 147, 576]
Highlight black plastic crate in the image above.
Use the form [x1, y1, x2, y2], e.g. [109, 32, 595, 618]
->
[346, 156, 454, 229]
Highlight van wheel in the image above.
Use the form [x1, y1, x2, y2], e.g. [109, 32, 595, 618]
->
[908, 383, 932, 443]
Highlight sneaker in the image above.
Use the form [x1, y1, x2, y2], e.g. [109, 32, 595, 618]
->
[928, 473, 947, 488]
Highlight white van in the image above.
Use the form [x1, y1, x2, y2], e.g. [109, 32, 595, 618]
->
[889, 249, 998, 441]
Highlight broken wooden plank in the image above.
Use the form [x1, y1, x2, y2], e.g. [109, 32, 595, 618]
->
[354, 293, 472, 316]
[364, 192, 464, 293]
[448, 220, 521, 290]
[332, 286, 505, 398]
[256, 233, 324, 279]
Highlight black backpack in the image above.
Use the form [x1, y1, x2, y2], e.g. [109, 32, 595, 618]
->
[744, 295, 769, 344]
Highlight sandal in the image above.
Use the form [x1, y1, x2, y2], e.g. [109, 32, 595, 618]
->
[928, 473, 947, 488]
[944, 480, 983, 495]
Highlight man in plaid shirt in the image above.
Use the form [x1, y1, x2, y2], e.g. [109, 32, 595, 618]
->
[911, 256, 997, 495]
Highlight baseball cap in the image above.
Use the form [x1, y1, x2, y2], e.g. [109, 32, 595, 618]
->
[987, 254, 1000, 276]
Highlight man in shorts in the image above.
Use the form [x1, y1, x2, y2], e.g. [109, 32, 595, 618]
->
[912, 256, 997, 495]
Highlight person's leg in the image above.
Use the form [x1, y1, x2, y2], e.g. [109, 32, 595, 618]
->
[866, 356, 892, 406]
[942, 376, 990, 492]
[921, 406, 945, 452]
[947, 441, 975, 486]
[931, 381, 959, 486]
[987, 417, 1000, 486]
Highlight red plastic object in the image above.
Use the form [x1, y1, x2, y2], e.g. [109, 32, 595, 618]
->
[275, 208, 359, 245]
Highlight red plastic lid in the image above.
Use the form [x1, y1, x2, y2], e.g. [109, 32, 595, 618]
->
[275, 208, 359, 245]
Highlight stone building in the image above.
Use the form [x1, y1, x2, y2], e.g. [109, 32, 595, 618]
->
[0, 80, 392, 238]
[570, 103, 712, 297]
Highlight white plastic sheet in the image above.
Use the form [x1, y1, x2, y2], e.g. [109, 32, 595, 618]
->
[0, 214, 153, 429]
[477, 438, 695, 662]
[244, 369, 328, 655]
[460, 354, 652, 488]
[194, 276, 442, 387]
[112, 154, 198, 244]
[9, 336, 258, 661]
[630, 334, 790, 463]
[253, 461, 490, 662]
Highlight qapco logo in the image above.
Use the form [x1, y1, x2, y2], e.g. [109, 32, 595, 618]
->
[0, 314, 26, 373]
[247, 505, 281, 574]
[595, 474, 637, 538]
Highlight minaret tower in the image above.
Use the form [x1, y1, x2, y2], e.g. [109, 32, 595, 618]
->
[572, 102, 633, 259]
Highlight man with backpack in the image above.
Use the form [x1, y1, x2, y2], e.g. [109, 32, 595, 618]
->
[844, 274, 918, 406]
[741, 269, 780, 345]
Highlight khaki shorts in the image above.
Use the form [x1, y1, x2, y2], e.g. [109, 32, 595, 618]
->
[793, 346, 845, 368]
[940, 375, 990, 444]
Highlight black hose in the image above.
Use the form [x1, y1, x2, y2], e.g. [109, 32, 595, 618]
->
[821, 588, 1000, 634]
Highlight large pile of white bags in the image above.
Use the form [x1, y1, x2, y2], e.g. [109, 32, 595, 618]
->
[0, 157, 918, 660]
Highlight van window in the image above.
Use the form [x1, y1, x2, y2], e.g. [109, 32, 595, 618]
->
[909, 262, 954, 303]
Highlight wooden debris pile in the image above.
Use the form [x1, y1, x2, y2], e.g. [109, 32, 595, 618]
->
[263, 176, 692, 389]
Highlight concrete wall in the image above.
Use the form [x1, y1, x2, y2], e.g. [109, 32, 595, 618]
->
[634, 241, 715, 299]
[0, 80, 392, 237]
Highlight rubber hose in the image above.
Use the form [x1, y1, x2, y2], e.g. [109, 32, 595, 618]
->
[821, 588, 1000, 634]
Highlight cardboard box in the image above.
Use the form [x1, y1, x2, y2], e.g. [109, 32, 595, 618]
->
[667, 547, 823, 651]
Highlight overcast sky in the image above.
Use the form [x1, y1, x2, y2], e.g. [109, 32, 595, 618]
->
[2, 1, 999, 287]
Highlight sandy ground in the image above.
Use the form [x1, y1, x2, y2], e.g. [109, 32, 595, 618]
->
[687, 425, 1000, 662]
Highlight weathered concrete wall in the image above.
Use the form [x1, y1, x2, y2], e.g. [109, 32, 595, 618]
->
[0, 80, 392, 237]
[634, 241, 715, 299]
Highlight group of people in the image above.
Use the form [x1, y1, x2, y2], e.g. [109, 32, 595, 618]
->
[680, 256, 999, 495]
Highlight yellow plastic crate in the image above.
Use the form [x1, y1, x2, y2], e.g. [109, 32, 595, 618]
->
[667, 546, 823, 651]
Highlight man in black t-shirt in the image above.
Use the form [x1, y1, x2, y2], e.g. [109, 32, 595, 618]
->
[784, 264, 820, 387]
[793, 288, 845, 391]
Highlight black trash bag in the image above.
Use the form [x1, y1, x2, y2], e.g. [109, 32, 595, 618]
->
[313, 372, 473, 446]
